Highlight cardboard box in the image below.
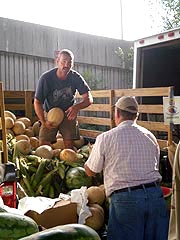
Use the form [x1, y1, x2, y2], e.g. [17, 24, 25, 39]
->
[25, 200, 77, 228]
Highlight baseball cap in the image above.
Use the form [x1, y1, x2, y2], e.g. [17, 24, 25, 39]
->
[115, 96, 138, 113]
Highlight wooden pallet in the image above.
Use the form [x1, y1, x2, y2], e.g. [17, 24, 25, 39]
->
[0, 82, 8, 163]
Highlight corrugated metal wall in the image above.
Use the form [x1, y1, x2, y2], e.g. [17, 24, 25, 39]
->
[0, 17, 133, 91]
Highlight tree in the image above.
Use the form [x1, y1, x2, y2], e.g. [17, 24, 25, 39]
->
[146, 0, 180, 30]
[160, 0, 180, 29]
[115, 46, 134, 69]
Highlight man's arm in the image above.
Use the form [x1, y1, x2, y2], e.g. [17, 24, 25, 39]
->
[66, 91, 93, 120]
[34, 98, 52, 129]
[77, 91, 93, 109]
[34, 98, 45, 124]
[84, 163, 96, 177]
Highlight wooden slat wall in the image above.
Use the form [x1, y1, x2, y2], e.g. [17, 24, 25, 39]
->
[77, 87, 173, 149]
[4, 90, 35, 121]
[114, 87, 173, 149]
[2, 86, 173, 150]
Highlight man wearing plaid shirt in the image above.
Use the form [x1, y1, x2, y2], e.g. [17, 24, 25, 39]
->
[85, 96, 169, 240]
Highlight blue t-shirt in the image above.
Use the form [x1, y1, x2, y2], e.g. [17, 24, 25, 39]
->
[35, 68, 91, 112]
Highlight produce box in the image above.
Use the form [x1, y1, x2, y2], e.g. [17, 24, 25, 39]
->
[25, 200, 77, 228]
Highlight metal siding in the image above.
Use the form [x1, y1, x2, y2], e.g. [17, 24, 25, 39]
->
[0, 17, 133, 91]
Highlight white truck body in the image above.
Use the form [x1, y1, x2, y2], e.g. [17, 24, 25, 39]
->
[133, 27, 180, 97]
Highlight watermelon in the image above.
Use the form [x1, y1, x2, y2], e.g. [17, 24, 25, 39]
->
[19, 223, 101, 240]
[0, 212, 39, 240]
[161, 186, 172, 198]
[65, 167, 93, 190]
[161, 186, 172, 210]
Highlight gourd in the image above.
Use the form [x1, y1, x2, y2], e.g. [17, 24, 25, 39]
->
[30, 137, 39, 150]
[0, 212, 39, 240]
[17, 117, 32, 128]
[85, 206, 105, 231]
[5, 117, 14, 129]
[15, 139, 32, 155]
[65, 167, 92, 190]
[4, 110, 16, 122]
[87, 186, 106, 205]
[32, 121, 41, 137]
[19, 223, 101, 240]
[60, 148, 77, 162]
[24, 128, 34, 138]
[47, 107, 64, 127]
[16, 134, 30, 142]
[12, 121, 26, 135]
[35, 145, 53, 159]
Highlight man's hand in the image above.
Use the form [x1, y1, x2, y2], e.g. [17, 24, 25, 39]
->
[65, 91, 93, 120]
[65, 105, 79, 120]
[42, 120, 55, 129]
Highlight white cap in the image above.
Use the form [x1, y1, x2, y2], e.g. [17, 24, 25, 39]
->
[115, 96, 138, 113]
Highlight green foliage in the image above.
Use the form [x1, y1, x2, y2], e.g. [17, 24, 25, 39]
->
[161, 0, 180, 30]
[115, 46, 134, 69]
[82, 70, 103, 90]
[146, 0, 180, 30]
[115, 47, 124, 59]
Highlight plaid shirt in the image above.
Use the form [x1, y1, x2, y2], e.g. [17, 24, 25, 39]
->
[85, 120, 162, 197]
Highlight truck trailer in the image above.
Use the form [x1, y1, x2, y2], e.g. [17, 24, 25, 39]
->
[133, 27, 180, 96]
[133, 27, 180, 139]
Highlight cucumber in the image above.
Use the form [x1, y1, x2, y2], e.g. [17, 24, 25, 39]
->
[0, 212, 39, 240]
[19, 223, 101, 239]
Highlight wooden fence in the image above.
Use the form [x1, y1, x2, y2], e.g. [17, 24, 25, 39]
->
[2, 85, 173, 150]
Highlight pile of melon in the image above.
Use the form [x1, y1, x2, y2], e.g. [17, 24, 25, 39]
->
[2, 110, 86, 157]
[85, 185, 106, 231]
[1, 110, 109, 233]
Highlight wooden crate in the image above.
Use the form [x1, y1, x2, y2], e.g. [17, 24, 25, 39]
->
[0, 83, 8, 163]
[77, 87, 173, 149]
[2, 86, 173, 150]
[4, 90, 35, 122]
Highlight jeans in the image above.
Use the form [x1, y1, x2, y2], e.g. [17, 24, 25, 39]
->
[107, 185, 169, 240]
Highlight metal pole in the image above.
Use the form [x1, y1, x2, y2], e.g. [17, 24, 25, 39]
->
[120, 0, 123, 40]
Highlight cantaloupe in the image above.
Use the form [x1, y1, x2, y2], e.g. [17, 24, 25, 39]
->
[30, 137, 39, 150]
[98, 184, 105, 194]
[35, 145, 53, 159]
[60, 148, 77, 162]
[12, 121, 26, 135]
[87, 186, 106, 205]
[47, 107, 64, 127]
[85, 206, 104, 231]
[4, 110, 16, 121]
[32, 121, 41, 136]
[17, 117, 32, 128]
[88, 203, 105, 216]
[5, 117, 14, 129]
[16, 134, 30, 142]
[24, 128, 34, 138]
[15, 139, 32, 155]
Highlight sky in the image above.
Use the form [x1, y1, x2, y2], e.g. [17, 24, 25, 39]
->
[0, 0, 163, 41]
